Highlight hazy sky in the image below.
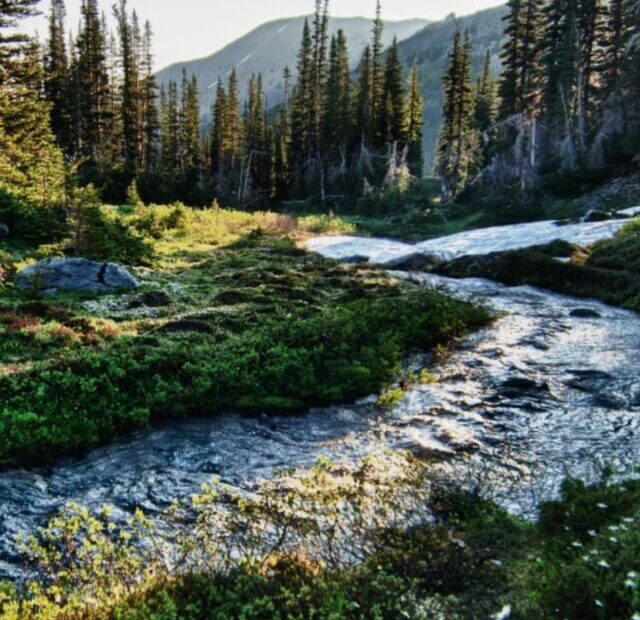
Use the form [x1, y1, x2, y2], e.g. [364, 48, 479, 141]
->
[28, 0, 505, 71]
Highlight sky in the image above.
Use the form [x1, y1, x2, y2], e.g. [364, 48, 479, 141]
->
[28, 0, 505, 71]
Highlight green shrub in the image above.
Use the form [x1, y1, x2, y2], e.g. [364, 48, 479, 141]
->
[0, 187, 67, 243]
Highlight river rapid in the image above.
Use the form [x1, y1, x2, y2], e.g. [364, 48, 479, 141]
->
[1, 217, 639, 581]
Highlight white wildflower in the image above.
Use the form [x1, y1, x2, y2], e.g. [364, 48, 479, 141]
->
[589, 529, 598, 537]
[597, 503, 608, 509]
[598, 560, 611, 568]
[610, 537, 619, 543]
[625, 579, 637, 589]
[595, 599, 604, 608]
[623, 517, 635, 524]
[632, 613, 640, 620]
[628, 571, 639, 579]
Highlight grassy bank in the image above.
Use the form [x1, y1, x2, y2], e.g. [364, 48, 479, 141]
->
[0, 205, 489, 470]
[2, 454, 639, 620]
[438, 220, 640, 313]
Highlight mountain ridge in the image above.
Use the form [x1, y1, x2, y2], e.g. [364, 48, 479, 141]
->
[156, 15, 430, 113]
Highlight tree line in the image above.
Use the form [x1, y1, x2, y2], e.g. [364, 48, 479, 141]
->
[437, 0, 640, 201]
[27, 0, 425, 208]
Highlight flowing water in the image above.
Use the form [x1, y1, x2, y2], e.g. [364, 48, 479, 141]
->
[1, 217, 639, 581]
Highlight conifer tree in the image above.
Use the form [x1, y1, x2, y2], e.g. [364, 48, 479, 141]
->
[114, 0, 139, 178]
[179, 72, 202, 190]
[290, 18, 314, 190]
[0, 3, 65, 215]
[242, 72, 269, 206]
[270, 66, 291, 201]
[383, 36, 405, 146]
[160, 81, 180, 183]
[224, 68, 242, 178]
[140, 21, 159, 178]
[75, 0, 112, 180]
[45, 0, 72, 153]
[210, 78, 227, 190]
[370, 0, 386, 147]
[405, 62, 424, 176]
[498, 0, 544, 119]
[323, 30, 351, 170]
[436, 31, 474, 200]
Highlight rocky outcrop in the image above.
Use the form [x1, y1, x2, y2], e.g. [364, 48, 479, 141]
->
[0, 224, 9, 238]
[384, 252, 443, 271]
[15, 258, 139, 295]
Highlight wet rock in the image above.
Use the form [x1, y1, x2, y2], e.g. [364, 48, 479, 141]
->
[630, 384, 640, 407]
[0, 223, 8, 238]
[342, 255, 370, 265]
[384, 252, 442, 271]
[15, 258, 139, 295]
[582, 210, 611, 223]
[500, 377, 550, 394]
[570, 308, 602, 319]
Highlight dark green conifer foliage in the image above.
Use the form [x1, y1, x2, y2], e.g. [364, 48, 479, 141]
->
[370, 0, 385, 148]
[160, 81, 180, 183]
[498, 0, 544, 119]
[75, 0, 112, 180]
[45, 0, 72, 153]
[405, 61, 424, 176]
[270, 66, 292, 201]
[383, 36, 405, 146]
[323, 30, 351, 170]
[179, 72, 202, 193]
[210, 78, 227, 190]
[114, 0, 138, 178]
[436, 31, 474, 201]
[290, 18, 314, 190]
[140, 21, 159, 178]
[354, 44, 373, 154]
[242, 73, 269, 206]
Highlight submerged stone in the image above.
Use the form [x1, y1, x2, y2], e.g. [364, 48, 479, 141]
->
[570, 308, 602, 319]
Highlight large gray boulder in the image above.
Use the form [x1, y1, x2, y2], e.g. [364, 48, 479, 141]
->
[15, 258, 139, 295]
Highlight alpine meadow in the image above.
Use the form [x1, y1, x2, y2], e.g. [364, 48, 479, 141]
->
[0, 0, 639, 619]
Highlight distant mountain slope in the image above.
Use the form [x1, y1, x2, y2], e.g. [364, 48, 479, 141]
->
[395, 5, 508, 171]
[157, 16, 429, 116]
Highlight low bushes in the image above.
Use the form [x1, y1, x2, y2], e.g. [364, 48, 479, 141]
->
[2, 454, 638, 620]
[0, 287, 488, 469]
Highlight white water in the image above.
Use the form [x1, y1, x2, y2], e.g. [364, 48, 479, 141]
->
[307, 216, 633, 263]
